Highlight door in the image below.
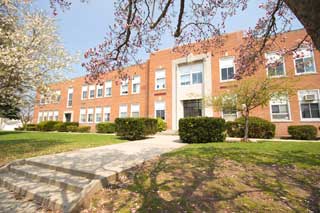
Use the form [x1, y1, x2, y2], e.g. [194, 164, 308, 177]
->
[64, 113, 72, 122]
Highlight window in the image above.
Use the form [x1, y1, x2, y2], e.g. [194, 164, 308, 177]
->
[183, 99, 202, 117]
[119, 105, 128, 118]
[95, 107, 102, 123]
[270, 95, 291, 121]
[155, 101, 165, 120]
[89, 85, 95, 99]
[120, 79, 129, 95]
[131, 104, 140, 117]
[179, 62, 203, 86]
[80, 108, 86, 123]
[294, 48, 316, 74]
[155, 70, 166, 90]
[298, 90, 320, 120]
[53, 111, 59, 121]
[220, 57, 235, 81]
[52, 91, 61, 103]
[43, 112, 48, 121]
[265, 53, 285, 77]
[48, 111, 53, 121]
[96, 84, 103, 98]
[104, 106, 111, 122]
[222, 109, 237, 121]
[40, 95, 45, 105]
[38, 112, 43, 123]
[132, 75, 140, 94]
[105, 80, 112, 97]
[87, 108, 94, 123]
[81, 86, 88, 100]
[67, 88, 73, 107]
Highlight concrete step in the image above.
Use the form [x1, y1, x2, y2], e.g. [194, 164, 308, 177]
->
[10, 164, 92, 193]
[0, 187, 39, 213]
[0, 171, 80, 212]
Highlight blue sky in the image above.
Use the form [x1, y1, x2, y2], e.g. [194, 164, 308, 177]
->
[33, 0, 302, 78]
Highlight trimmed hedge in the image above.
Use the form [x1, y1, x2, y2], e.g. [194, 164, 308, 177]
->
[24, 124, 38, 131]
[157, 118, 167, 132]
[54, 122, 79, 132]
[179, 117, 226, 143]
[96, 122, 116, 133]
[38, 121, 61, 131]
[226, 117, 275, 139]
[77, 126, 91, 133]
[115, 118, 158, 140]
[288, 125, 317, 140]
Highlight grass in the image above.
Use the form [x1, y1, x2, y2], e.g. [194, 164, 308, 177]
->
[83, 141, 320, 213]
[0, 131, 125, 166]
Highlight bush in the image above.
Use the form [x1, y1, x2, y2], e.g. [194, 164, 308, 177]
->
[179, 117, 226, 143]
[226, 117, 275, 139]
[54, 122, 79, 132]
[77, 126, 91, 133]
[115, 118, 158, 140]
[38, 121, 61, 131]
[96, 122, 116, 133]
[25, 124, 38, 131]
[157, 118, 167, 132]
[66, 125, 78, 132]
[288, 125, 317, 140]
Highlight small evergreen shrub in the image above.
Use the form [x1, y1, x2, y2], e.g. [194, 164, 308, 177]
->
[77, 126, 91, 133]
[288, 125, 317, 140]
[226, 117, 275, 139]
[38, 121, 61, 131]
[54, 122, 79, 132]
[66, 125, 78, 132]
[115, 118, 157, 140]
[179, 117, 226, 143]
[157, 118, 167, 132]
[25, 124, 38, 131]
[96, 122, 116, 133]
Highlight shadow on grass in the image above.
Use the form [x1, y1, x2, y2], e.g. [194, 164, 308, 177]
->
[102, 143, 320, 212]
[0, 131, 25, 136]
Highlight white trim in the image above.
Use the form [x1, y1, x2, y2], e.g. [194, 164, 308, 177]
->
[66, 88, 73, 108]
[87, 108, 94, 123]
[105, 80, 112, 97]
[120, 79, 129, 96]
[103, 106, 111, 122]
[269, 95, 292, 122]
[154, 101, 166, 120]
[96, 85, 104, 98]
[88, 85, 95, 99]
[131, 103, 140, 117]
[219, 56, 236, 83]
[132, 75, 141, 94]
[63, 111, 73, 122]
[81, 85, 88, 100]
[119, 104, 128, 118]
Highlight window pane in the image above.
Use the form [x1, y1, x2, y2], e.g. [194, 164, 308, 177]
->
[279, 105, 288, 113]
[221, 68, 228, 80]
[271, 105, 280, 113]
[183, 99, 202, 117]
[227, 67, 234, 79]
[301, 103, 311, 118]
[181, 74, 190, 85]
[156, 110, 165, 120]
[295, 58, 305, 73]
[304, 57, 315, 73]
[192, 72, 202, 84]
[310, 103, 320, 118]
[276, 63, 284, 75]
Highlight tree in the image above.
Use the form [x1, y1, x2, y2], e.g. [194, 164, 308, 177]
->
[0, 1, 75, 119]
[46, 0, 319, 81]
[18, 96, 35, 129]
[209, 76, 295, 141]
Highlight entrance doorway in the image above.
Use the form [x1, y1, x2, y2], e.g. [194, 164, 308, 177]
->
[64, 113, 72, 122]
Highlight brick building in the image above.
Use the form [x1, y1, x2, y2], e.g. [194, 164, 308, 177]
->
[33, 29, 320, 137]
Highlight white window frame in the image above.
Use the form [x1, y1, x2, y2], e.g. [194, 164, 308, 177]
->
[87, 108, 94, 123]
[95, 107, 102, 123]
[131, 104, 140, 117]
[179, 62, 203, 86]
[81, 86, 88, 100]
[155, 101, 166, 120]
[105, 80, 112, 97]
[96, 84, 103, 98]
[132, 75, 141, 94]
[269, 95, 292, 122]
[38, 112, 43, 123]
[219, 56, 236, 82]
[119, 104, 128, 118]
[298, 89, 320, 121]
[265, 52, 286, 78]
[67, 88, 73, 108]
[79, 108, 86, 123]
[103, 106, 111, 122]
[155, 69, 166, 90]
[120, 79, 129, 96]
[293, 48, 317, 75]
[89, 85, 95, 99]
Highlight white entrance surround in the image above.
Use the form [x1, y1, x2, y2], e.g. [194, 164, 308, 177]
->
[63, 111, 73, 122]
[171, 53, 213, 130]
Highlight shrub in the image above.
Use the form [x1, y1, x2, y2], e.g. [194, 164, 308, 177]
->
[288, 125, 317, 140]
[77, 126, 91, 133]
[157, 118, 167, 132]
[25, 124, 38, 131]
[66, 125, 78, 132]
[96, 122, 116, 133]
[38, 121, 61, 131]
[115, 118, 158, 140]
[54, 122, 79, 132]
[226, 117, 275, 139]
[179, 117, 226, 143]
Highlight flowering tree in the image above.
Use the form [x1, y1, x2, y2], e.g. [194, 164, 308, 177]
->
[0, 1, 75, 119]
[47, 0, 319, 81]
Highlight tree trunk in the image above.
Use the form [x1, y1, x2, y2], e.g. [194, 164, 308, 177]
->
[243, 111, 249, 142]
[284, 0, 320, 50]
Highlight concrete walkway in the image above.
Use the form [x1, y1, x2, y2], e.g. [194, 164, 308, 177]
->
[0, 135, 185, 212]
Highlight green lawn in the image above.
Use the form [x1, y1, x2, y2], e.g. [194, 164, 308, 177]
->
[84, 142, 320, 213]
[0, 131, 125, 166]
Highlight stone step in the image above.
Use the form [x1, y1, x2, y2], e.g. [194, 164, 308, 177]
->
[10, 164, 92, 193]
[0, 172, 80, 212]
[0, 187, 39, 213]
